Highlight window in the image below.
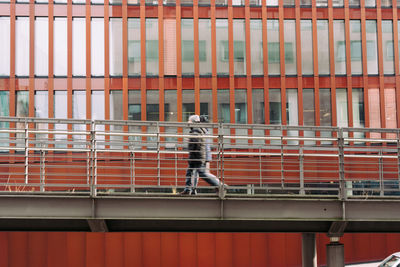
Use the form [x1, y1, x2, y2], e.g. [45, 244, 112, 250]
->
[250, 20, 263, 75]
[303, 89, 315, 143]
[146, 90, 159, 121]
[146, 19, 159, 76]
[332, 0, 344, 6]
[267, 20, 280, 75]
[384, 88, 397, 132]
[216, 19, 229, 76]
[181, 19, 194, 75]
[316, 0, 327, 7]
[16, 17, 30, 77]
[317, 20, 330, 75]
[382, 20, 394, 75]
[365, 0, 375, 7]
[0, 17, 10, 76]
[145, 0, 157, 4]
[199, 19, 212, 76]
[73, 91, 86, 119]
[320, 88, 332, 142]
[252, 89, 264, 124]
[350, 20, 362, 75]
[91, 18, 105, 77]
[111, 90, 123, 120]
[128, 90, 141, 120]
[164, 19, 177, 76]
[34, 91, 48, 119]
[54, 91, 67, 119]
[284, 20, 296, 75]
[91, 91, 104, 120]
[73, 18, 86, 76]
[233, 19, 246, 76]
[336, 88, 348, 127]
[352, 88, 365, 139]
[128, 18, 141, 76]
[217, 89, 230, 123]
[164, 90, 177, 122]
[182, 90, 194, 122]
[269, 89, 281, 125]
[334, 20, 346, 75]
[381, 0, 392, 7]
[0, 91, 9, 148]
[54, 17, 67, 77]
[366, 20, 378, 75]
[35, 17, 48, 77]
[110, 18, 123, 77]
[200, 90, 212, 121]
[16, 91, 29, 117]
[301, 20, 313, 75]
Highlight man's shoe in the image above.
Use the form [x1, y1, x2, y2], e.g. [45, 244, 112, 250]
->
[191, 189, 197, 195]
[180, 189, 191, 195]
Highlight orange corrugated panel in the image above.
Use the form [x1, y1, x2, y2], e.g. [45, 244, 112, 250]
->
[160, 233, 179, 267]
[86, 233, 105, 267]
[124, 233, 143, 267]
[67, 232, 86, 267]
[9, 232, 28, 267]
[233, 233, 251, 267]
[285, 234, 302, 267]
[249, 233, 268, 267]
[178, 232, 197, 267]
[48, 233, 68, 267]
[215, 233, 233, 267]
[105, 233, 124, 267]
[267, 233, 286, 267]
[0, 233, 8, 267]
[198, 233, 217, 267]
[142, 233, 161, 267]
[28, 232, 47, 267]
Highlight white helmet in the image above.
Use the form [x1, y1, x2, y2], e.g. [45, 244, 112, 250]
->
[188, 115, 200, 123]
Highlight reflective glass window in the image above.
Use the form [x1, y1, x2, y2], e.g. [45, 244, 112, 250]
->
[181, 19, 194, 76]
[317, 20, 330, 75]
[54, 91, 67, 119]
[268, 20, 280, 75]
[381, 0, 392, 7]
[269, 89, 281, 125]
[73, 91, 86, 119]
[92, 0, 104, 4]
[198, 0, 209, 4]
[300, 0, 311, 5]
[368, 88, 381, 130]
[110, 18, 123, 77]
[334, 20, 346, 75]
[267, 0, 278, 6]
[16, 17, 30, 77]
[164, 19, 177, 76]
[34, 91, 48, 118]
[215, 0, 227, 5]
[35, 17, 48, 77]
[301, 20, 313, 75]
[54, 17, 67, 77]
[128, 90, 141, 120]
[217, 89, 230, 123]
[250, 20, 263, 76]
[332, 0, 343, 6]
[128, 18, 141, 76]
[216, 19, 229, 76]
[164, 90, 177, 122]
[349, 0, 360, 6]
[336, 88, 348, 127]
[146, 90, 159, 121]
[320, 88, 331, 126]
[73, 18, 86, 76]
[91, 91, 104, 120]
[365, 0, 376, 7]
[384, 88, 397, 131]
[350, 20, 362, 75]
[252, 89, 264, 124]
[16, 91, 29, 117]
[199, 19, 212, 76]
[91, 18, 105, 77]
[200, 90, 212, 121]
[182, 89, 194, 122]
[250, 0, 262, 5]
[111, 90, 123, 120]
[233, 19, 246, 76]
[316, 0, 327, 7]
[366, 20, 378, 75]
[146, 19, 159, 76]
[284, 20, 296, 75]
[0, 17, 10, 76]
[235, 89, 247, 124]
[146, 0, 157, 4]
[0, 91, 9, 148]
[303, 89, 315, 144]
[286, 89, 298, 143]
[352, 88, 364, 128]
[382, 20, 394, 75]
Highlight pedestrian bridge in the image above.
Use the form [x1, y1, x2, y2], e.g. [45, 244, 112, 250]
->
[0, 117, 400, 234]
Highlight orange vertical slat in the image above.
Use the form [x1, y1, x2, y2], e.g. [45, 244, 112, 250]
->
[376, 0, 386, 129]
[47, 232, 68, 267]
[215, 233, 233, 267]
[86, 233, 105, 267]
[311, 1, 320, 127]
[178, 233, 197, 267]
[193, 0, 200, 114]
[0, 232, 8, 267]
[328, 0, 337, 127]
[48, 0, 54, 118]
[344, 0, 353, 128]
[67, 0, 72, 119]
[104, 0, 110, 120]
[198, 233, 217, 267]
[123, 0, 128, 120]
[140, 0, 146, 120]
[211, 2, 217, 122]
[262, 0, 268, 125]
[158, 3, 164, 121]
[233, 233, 251, 267]
[27, 232, 47, 267]
[29, 0, 34, 117]
[279, 0, 286, 124]
[67, 232, 86, 267]
[245, 0, 252, 125]
[161, 232, 179, 267]
[228, 0, 235, 123]
[105, 233, 124, 267]
[176, 0, 182, 121]
[295, 0, 303, 126]
[393, 0, 400, 128]
[9, 232, 28, 267]
[124, 233, 143, 267]
[86, 0, 91, 120]
[9, 0, 15, 117]
[142, 232, 161, 267]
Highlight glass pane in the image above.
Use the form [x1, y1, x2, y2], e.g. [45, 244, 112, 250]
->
[73, 0, 85, 3]
[332, 0, 343, 6]
[250, 0, 262, 5]
[16, 17, 30, 77]
[91, 91, 104, 120]
[111, 90, 123, 120]
[91, 18, 105, 77]
[336, 88, 348, 127]
[334, 20, 346, 75]
[316, 0, 327, 7]
[73, 18, 86, 76]
[349, 0, 360, 6]
[164, 90, 177, 121]
[368, 88, 381, 129]
[182, 90, 194, 122]
[366, 20, 378, 75]
[320, 88, 331, 126]
[284, 20, 296, 75]
[252, 89, 264, 124]
[34, 91, 48, 118]
[146, 90, 159, 121]
[54, 17, 67, 76]
[286, 89, 298, 144]
[269, 89, 281, 125]
[16, 91, 29, 117]
[382, 20, 394, 75]
[54, 91, 67, 119]
[384, 88, 397, 130]
[181, 0, 192, 4]
[200, 89, 212, 121]
[283, 0, 295, 5]
[73, 91, 86, 119]
[381, 0, 392, 7]
[250, 20, 263, 75]
[181, 19, 194, 76]
[146, 19, 159, 76]
[317, 20, 330, 75]
[217, 89, 230, 123]
[350, 20, 362, 75]
[216, 19, 229, 76]
[0, 17, 10, 76]
[0, 91, 9, 148]
[267, 0, 278, 5]
[215, 0, 227, 5]
[146, 0, 158, 4]
[199, 19, 212, 76]
[198, 0, 209, 4]
[110, 18, 123, 76]
[303, 89, 314, 126]
[352, 88, 365, 133]
[365, 0, 376, 7]
[128, 90, 141, 120]
[232, 0, 244, 5]
[164, 19, 177, 76]
[128, 18, 141, 76]
[301, 20, 313, 75]
[235, 89, 247, 124]
[92, 0, 104, 4]
[300, 0, 311, 5]
[35, 18, 48, 77]
[267, 20, 280, 75]
[233, 19, 246, 76]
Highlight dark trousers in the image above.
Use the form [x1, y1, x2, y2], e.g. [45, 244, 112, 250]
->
[184, 161, 220, 191]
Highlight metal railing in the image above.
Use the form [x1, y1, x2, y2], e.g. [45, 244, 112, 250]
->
[0, 116, 399, 199]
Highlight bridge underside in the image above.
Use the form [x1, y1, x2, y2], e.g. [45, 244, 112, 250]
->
[1, 195, 400, 232]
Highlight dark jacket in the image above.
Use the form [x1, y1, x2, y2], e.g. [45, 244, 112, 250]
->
[188, 127, 206, 165]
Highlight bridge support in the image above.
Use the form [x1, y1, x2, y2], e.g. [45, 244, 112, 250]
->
[302, 233, 317, 267]
[326, 237, 344, 267]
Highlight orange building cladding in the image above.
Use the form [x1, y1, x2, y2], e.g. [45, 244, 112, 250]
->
[0, 232, 399, 266]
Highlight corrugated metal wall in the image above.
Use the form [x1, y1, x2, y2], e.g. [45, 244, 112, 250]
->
[0, 232, 399, 267]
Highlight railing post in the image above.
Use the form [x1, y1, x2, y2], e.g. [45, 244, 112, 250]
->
[90, 121, 96, 197]
[397, 130, 400, 190]
[40, 149, 46, 192]
[338, 129, 346, 200]
[300, 146, 305, 195]
[157, 122, 161, 187]
[379, 150, 383, 196]
[24, 119, 29, 184]
[130, 151, 135, 193]
[217, 123, 225, 196]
